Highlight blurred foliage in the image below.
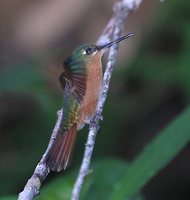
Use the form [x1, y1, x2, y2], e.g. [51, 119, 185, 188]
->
[0, 197, 16, 200]
[0, 63, 59, 194]
[1, 0, 190, 200]
[111, 106, 190, 199]
[37, 159, 144, 200]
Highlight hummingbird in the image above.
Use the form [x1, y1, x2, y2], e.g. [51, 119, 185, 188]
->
[46, 33, 134, 172]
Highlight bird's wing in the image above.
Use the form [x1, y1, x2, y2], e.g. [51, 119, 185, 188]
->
[60, 56, 87, 103]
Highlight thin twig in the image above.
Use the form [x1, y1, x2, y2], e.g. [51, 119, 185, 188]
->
[18, 109, 63, 200]
[71, 0, 142, 199]
[18, 0, 142, 199]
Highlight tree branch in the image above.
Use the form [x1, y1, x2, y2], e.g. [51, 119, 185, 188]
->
[18, 0, 142, 199]
[18, 109, 63, 200]
[71, 0, 142, 199]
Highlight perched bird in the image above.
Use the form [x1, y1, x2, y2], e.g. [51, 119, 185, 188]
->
[46, 33, 134, 172]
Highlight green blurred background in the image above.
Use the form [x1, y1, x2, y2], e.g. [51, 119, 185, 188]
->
[1, 0, 190, 199]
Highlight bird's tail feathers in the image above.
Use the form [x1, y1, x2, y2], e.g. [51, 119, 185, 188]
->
[46, 123, 77, 172]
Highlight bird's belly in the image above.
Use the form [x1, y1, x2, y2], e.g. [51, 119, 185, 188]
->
[81, 82, 101, 119]
[78, 62, 102, 128]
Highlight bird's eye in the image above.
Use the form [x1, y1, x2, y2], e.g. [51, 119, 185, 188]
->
[85, 47, 93, 54]
[84, 47, 94, 55]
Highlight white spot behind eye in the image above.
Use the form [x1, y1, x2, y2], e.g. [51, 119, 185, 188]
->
[82, 50, 87, 55]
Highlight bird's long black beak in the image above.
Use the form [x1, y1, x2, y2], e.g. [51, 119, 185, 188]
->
[96, 33, 134, 51]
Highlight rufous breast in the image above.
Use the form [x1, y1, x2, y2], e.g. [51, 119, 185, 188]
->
[79, 52, 102, 126]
